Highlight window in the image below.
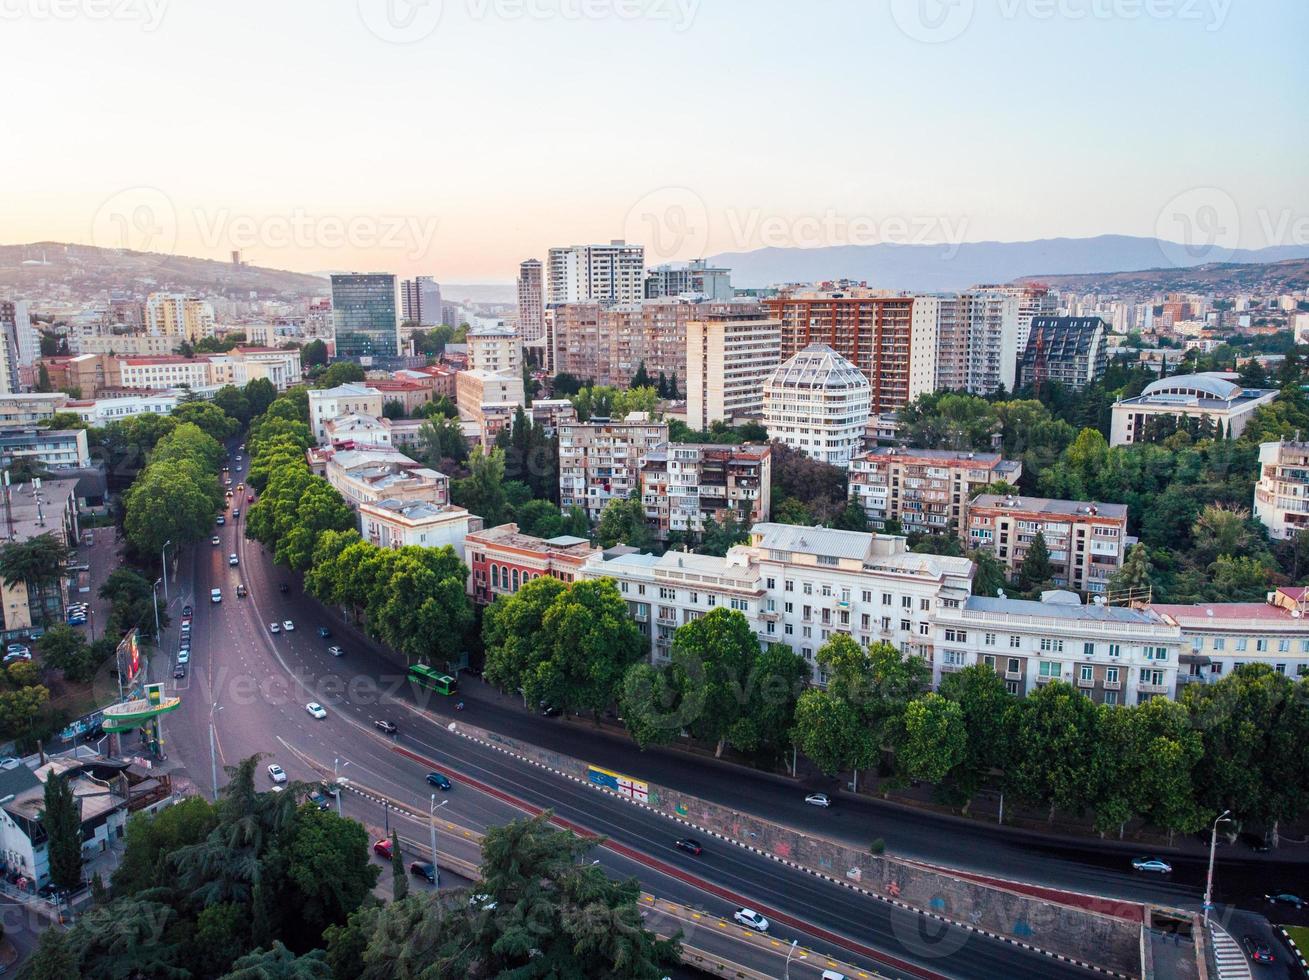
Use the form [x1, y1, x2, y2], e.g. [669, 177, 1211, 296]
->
[901, 596, 912, 609]
[1083, 642, 1095, 658]
[1146, 646, 1168, 662]
[707, 595, 716, 607]
[765, 598, 775, 612]
[1235, 638, 1248, 651]
[730, 598, 748, 612]
[784, 624, 793, 635]
[1038, 661, 1061, 679]
[1276, 663, 1287, 675]
[882, 593, 892, 606]
[919, 598, 930, 611]
[1209, 662, 1223, 675]
[802, 648, 813, 661]
[802, 626, 812, 638]
[1079, 665, 1094, 682]
[919, 622, 930, 636]
[1007, 658, 1020, 674]
[862, 590, 872, 603]
[1279, 639, 1290, 653]
[689, 591, 699, 604]
[1039, 638, 1064, 653]
[1213, 637, 1226, 651]
[511, 568, 519, 591]
[1107, 643, 1121, 658]
[943, 650, 965, 666]
[984, 633, 996, 646]
[803, 582, 813, 595]
[765, 577, 775, 590]
[785, 580, 794, 592]
[784, 602, 793, 614]
[944, 629, 968, 643]
[900, 619, 911, 632]
[1256, 638, 1268, 652]
[861, 614, 871, 629]
[1009, 635, 1022, 649]
[1104, 690, 1118, 706]
[983, 654, 996, 668]
[659, 587, 676, 600]
[1106, 667, 1119, 683]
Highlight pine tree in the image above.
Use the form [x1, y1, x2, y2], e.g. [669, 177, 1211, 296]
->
[43, 772, 83, 890]
[1109, 542, 1155, 600]
[389, 831, 407, 901]
[1018, 530, 1054, 594]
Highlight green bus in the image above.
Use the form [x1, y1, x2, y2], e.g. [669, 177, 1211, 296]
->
[408, 664, 458, 696]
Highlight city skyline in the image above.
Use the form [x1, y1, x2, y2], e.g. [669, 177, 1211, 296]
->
[2, 1, 1306, 281]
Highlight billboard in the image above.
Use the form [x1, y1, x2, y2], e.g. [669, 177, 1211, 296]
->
[118, 628, 142, 685]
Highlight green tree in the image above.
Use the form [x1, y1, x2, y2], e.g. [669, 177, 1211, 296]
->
[1017, 530, 1053, 594]
[451, 447, 510, 526]
[0, 533, 70, 610]
[595, 496, 652, 550]
[112, 794, 219, 896]
[388, 831, 407, 901]
[791, 689, 876, 779]
[664, 609, 760, 757]
[1109, 542, 1157, 599]
[35, 624, 95, 680]
[898, 693, 967, 784]
[1006, 680, 1098, 821]
[531, 580, 645, 717]
[970, 550, 1009, 598]
[21, 927, 79, 980]
[301, 339, 329, 367]
[220, 943, 331, 980]
[483, 576, 568, 696]
[698, 510, 749, 556]
[213, 385, 253, 425]
[171, 401, 240, 443]
[43, 772, 84, 889]
[833, 502, 869, 532]
[319, 362, 366, 387]
[938, 664, 1014, 811]
[515, 499, 565, 539]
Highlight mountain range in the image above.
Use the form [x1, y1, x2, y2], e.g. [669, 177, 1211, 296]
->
[708, 235, 1309, 292]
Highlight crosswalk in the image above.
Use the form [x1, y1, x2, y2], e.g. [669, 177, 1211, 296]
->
[1209, 924, 1252, 980]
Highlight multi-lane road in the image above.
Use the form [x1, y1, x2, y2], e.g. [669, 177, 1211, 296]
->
[151, 450, 1305, 979]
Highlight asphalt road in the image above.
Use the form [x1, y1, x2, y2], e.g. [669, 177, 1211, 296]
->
[152, 454, 1102, 980]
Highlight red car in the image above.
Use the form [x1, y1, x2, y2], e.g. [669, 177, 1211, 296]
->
[247, 494, 255, 503]
[372, 839, 393, 859]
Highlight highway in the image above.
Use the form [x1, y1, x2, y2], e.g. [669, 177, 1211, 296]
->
[151, 455, 1108, 980]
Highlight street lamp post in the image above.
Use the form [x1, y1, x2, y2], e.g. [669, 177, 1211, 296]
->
[208, 704, 223, 801]
[333, 758, 350, 817]
[430, 797, 448, 887]
[152, 578, 162, 639]
[784, 939, 798, 979]
[160, 540, 172, 602]
[1203, 809, 1232, 925]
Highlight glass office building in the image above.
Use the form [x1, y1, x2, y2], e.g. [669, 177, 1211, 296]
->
[330, 273, 400, 360]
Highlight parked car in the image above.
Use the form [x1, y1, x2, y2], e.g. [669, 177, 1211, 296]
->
[236, 584, 248, 597]
[172, 664, 187, 679]
[540, 704, 561, 718]
[182, 604, 193, 617]
[282, 620, 295, 632]
[372, 839, 393, 859]
[1242, 935, 1274, 964]
[327, 646, 345, 657]
[804, 793, 832, 808]
[232, 508, 240, 518]
[1240, 832, 1271, 853]
[1131, 858, 1173, 874]
[210, 588, 222, 603]
[269, 622, 280, 634]
[733, 908, 769, 932]
[410, 861, 436, 883]
[176, 650, 190, 665]
[674, 838, 703, 856]
[248, 494, 255, 503]
[215, 516, 225, 526]
[305, 702, 327, 719]
[374, 720, 398, 735]
[425, 772, 451, 790]
[1265, 891, 1304, 909]
[307, 790, 330, 811]
[267, 764, 287, 784]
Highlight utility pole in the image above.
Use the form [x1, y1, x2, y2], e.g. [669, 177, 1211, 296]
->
[430, 797, 447, 888]
[208, 704, 223, 800]
[1203, 809, 1231, 925]
[160, 540, 172, 602]
[152, 578, 162, 639]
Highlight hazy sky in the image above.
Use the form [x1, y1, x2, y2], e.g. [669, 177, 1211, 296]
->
[3, 0, 1306, 281]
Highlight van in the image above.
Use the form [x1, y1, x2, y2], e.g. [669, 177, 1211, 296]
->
[210, 588, 222, 603]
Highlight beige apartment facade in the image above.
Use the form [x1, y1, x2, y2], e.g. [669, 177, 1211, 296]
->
[558, 413, 669, 522]
[849, 448, 1023, 534]
[640, 442, 771, 541]
[685, 311, 782, 430]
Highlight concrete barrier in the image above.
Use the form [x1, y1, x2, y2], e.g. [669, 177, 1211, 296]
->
[447, 718, 1144, 977]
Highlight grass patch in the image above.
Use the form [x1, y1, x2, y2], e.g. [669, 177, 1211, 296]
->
[1283, 925, 1309, 951]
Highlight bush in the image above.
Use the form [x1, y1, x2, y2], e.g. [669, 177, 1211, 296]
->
[870, 838, 885, 855]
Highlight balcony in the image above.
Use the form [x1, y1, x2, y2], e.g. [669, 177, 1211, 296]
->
[940, 663, 963, 674]
[1034, 673, 1063, 685]
[1101, 680, 1122, 691]
[1076, 677, 1095, 689]
[1004, 670, 1023, 681]
[1138, 683, 1169, 695]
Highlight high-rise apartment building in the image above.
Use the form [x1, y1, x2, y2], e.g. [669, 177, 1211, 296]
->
[0, 301, 35, 394]
[468, 325, 521, 376]
[331, 273, 402, 360]
[558, 413, 669, 522]
[848, 448, 1023, 534]
[930, 291, 1020, 395]
[763, 289, 919, 413]
[966, 494, 1128, 595]
[516, 260, 544, 343]
[546, 241, 645, 305]
[970, 284, 1057, 356]
[640, 442, 771, 541]
[400, 276, 443, 328]
[685, 310, 782, 430]
[644, 259, 733, 301]
[763, 344, 871, 468]
[1254, 440, 1309, 541]
[143, 293, 216, 344]
[1020, 316, 1107, 391]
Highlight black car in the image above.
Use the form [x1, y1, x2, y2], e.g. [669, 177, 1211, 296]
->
[182, 604, 193, 617]
[1266, 892, 1305, 909]
[1242, 935, 1274, 964]
[1240, 832, 1271, 852]
[409, 861, 436, 883]
[426, 772, 452, 790]
[173, 664, 187, 679]
[374, 720, 398, 735]
[317, 626, 332, 638]
[674, 838, 703, 856]
[540, 704, 561, 718]
[179, 635, 191, 650]
[279, 583, 290, 594]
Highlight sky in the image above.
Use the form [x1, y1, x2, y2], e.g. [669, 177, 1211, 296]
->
[2, 0, 1307, 282]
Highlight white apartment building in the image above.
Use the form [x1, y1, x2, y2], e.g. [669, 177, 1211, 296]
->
[210, 347, 302, 390]
[116, 357, 213, 391]
[65, 391, 182, 426]
[0, 392, 68, 427]
[763, 344, 871, 468]
[932, 595, 1182, 704]
[558, 413, 670, 522]
[580, 523, 974, 684]
[468, 325, 521, 376]
[359, 498, 480, 558]
[322, 448, 450, 511]
[848, 448, 1023, 534]
[930, 291, 1020, 395]
[685, 311, 782, 430]
[968, 284, 1057, 363]
[308, 383, 385, 444]
[144, 293, 216, 343]
[1153, 587, 1309, 687]
[546, 241, 645, 304]
[1253, 440, 1309, 541]
[323, 413, 393, 448]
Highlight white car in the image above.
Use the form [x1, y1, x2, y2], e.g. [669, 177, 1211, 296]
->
[282, 620, 295, 632]
[176, 650, 190, 664]
[269, 623, 280, 634]
[267, 763, 287, 784]
[210, 588, 222, 603]
[733, 908, 769, 932]
[327, 646, 345, 657]
[1131, 857, 1172, 874]
[211, 536, 221, 546]
[805, 793, 832, 808]
[305, 702, 327, 719]
[228, 554, 239, 566]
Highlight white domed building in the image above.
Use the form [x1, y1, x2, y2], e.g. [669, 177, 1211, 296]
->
[763, 344, 871, 468]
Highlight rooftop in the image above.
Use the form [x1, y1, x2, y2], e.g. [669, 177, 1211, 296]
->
[854, 447, 1010, 467]
[1118, 373, 1276, 409]
[467, 523, 599, 557]
[971, 494, 1128, 519]
[965, 595, 1167, 626]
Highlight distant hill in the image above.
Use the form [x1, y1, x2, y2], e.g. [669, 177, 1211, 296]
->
[0, 242, 329, 303]
[708, 235, 1309, 292]
[1015, 257, 1309, 296]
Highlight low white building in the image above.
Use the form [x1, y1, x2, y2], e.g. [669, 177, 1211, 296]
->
[309, 383, 385, 444]
[359, 498, 481, 558]
[763, 344, 871, 468]
[322, 447, 450, 512]
[1110, 374, 1278, 446]
[1254, 440, 1309, 541]
[323, 412, 392, 449]
[66, 391, 182, 426]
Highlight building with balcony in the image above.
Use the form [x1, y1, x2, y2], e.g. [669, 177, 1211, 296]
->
[1110, 374, 1278, 446]
[359, 498, 480, 558]
[644, 259, 733, 301]
[529, 399, 578, 436]
[0, 427, 90, 469]
[763, 344, 871, 468]
[931, 593, 1181, 704]
[1019, 316, 1107, 391]
[468, 325, 521, 377]
[580, 522, 974, 684]
[966, 494, 1128, 595]
[464, 523, 601, 606]
[1151, 587, 1309, 687]
[456, 369, 526, 447]
[143, 293, 216, 343]
[308, 383, 386, 444]
[0, 477, 80, 641]
[639, 443, 771, 542]
[685, 310, 782, 430]
[559, 413, 669, 522]
[323, 412, 393, 449]
[546, 241, 645, 305]
[321, 448, 449, 513]
[926, 290, 1021, 396]
[517, 260, 545, 343]
[1254, 440, 1309, 540]
[848, 448, 1023, 534]
[0, 392, 68, 427]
